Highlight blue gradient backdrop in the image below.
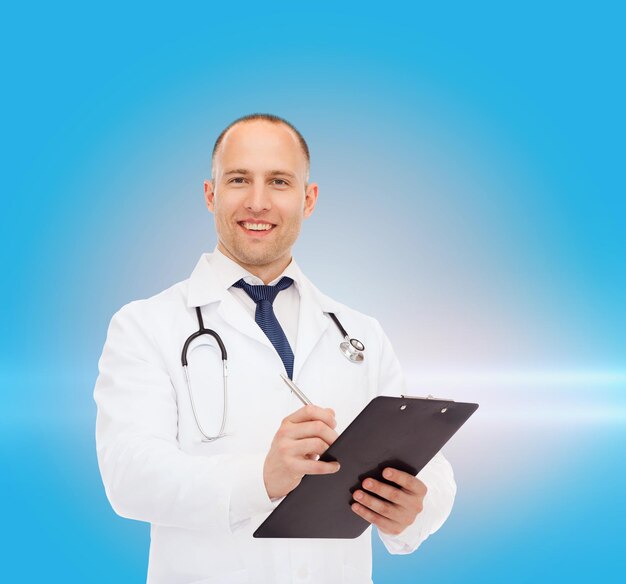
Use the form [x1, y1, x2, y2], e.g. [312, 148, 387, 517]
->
[2, 2, 625, 582]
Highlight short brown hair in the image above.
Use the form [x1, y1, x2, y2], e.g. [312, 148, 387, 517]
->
[211, 113, 310, 178]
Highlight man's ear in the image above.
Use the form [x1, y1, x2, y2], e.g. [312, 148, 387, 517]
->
[303, 182, 319, 218]
[204, 180, 215, 213]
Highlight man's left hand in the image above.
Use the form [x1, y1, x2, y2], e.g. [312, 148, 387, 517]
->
[350, 467, 427, 536]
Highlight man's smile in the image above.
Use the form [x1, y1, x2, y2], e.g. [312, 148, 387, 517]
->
[238, 220, 277, 235]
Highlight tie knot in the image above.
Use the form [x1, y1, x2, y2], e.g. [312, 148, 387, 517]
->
[233, 276, 294, 305]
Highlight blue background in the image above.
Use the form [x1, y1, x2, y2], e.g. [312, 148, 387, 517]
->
[2, 1, 625, 582]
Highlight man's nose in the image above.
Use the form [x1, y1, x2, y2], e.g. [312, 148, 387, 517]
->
[245, 182, 271, 213]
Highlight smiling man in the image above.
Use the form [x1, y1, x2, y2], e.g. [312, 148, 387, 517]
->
[94, 113, 456, 584]
[205, 117, 317, 284]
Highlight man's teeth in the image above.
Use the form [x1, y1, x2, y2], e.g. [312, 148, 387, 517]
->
[242, 222, 273, 231]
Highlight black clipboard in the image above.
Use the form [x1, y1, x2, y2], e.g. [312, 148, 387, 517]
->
[253, 395, 478, 539]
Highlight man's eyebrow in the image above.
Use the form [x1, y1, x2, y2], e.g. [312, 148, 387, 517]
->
[266, 170, 296, 179]
[223, 169, 297, 179]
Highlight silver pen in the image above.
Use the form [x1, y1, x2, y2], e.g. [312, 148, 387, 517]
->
[280, 373, 313, 406]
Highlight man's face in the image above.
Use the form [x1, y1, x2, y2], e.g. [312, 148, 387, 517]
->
[204, 121, 318, 274]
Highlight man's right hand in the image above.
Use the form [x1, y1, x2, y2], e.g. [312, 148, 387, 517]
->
[263, 404, 341, 500]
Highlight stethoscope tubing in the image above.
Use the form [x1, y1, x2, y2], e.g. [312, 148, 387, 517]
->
[181, 307, 229, 442]
[181, 307, 228, 365]
[181, 308, 364, 441]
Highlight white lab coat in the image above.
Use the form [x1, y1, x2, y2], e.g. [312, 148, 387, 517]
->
[94, 252, 456, 584]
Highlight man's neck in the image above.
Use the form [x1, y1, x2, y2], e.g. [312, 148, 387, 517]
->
[216, 243, 292, 285]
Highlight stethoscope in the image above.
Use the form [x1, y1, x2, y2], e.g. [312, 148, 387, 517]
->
[181, 308, 365, 442]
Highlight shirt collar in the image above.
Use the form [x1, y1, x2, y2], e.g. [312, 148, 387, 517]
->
[186, 247, 305, 307]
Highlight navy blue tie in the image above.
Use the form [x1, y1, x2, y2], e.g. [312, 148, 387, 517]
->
[233, 277, 295, 379]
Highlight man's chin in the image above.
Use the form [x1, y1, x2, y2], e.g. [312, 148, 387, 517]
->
[230, 244, 283, 268]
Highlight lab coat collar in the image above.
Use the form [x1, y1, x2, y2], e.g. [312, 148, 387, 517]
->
[187, 250, 311, 307]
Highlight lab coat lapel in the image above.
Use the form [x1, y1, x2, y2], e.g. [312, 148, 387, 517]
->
[186, 252, 273, 351]
[293, 277, 333, 381]
[216, 293, 273, 350]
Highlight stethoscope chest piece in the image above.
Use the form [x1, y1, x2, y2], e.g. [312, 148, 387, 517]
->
[340, 337, 365, 362]
[327, 311, 365, 363]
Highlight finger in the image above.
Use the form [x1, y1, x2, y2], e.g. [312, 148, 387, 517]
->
[359, 477, 412, 509]
[352, 489, 404, 523]
[286, 420, 339, 446]
[291, 437, 331, 458]
[286, 404, 337, 429]
[350, 501, 404, 536]
[381, 468, 427, 497]
[292, 458, 341, 476]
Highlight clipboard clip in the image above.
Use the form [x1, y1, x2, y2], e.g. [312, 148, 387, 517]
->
[401, 394, 455, 402]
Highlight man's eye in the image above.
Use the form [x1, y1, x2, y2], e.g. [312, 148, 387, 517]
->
[230, 177, 247, 184]
[271, 179, 288, 185]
